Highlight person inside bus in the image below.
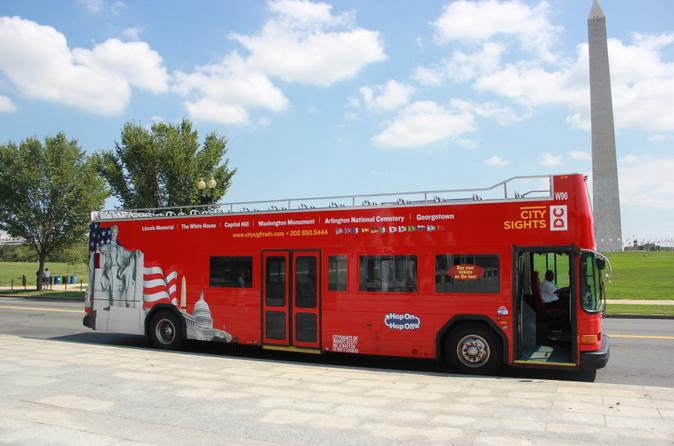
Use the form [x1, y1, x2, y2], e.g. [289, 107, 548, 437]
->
[540, 270, 568, 308]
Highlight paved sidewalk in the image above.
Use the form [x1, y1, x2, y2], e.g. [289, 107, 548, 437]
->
[607, 300, 674, 305]
[1, 335, 673, 445]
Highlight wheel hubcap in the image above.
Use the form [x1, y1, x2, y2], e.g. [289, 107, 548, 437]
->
[457, 334, 490, 368]
[156, 319, 175, 345]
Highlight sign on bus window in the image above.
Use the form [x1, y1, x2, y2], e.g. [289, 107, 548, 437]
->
[435, 255, 500, 294]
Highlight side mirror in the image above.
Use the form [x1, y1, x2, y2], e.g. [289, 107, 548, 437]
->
[596, 257, 606, 270]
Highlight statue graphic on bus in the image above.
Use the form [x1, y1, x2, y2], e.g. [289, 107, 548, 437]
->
[98, 225, 139, 308]
[86, 223, 232, 343]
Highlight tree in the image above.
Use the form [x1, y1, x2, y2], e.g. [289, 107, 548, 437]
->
[0, 244, 36, 262]
[0, 134, 108, 290]
[51, 241, 89, 265]
[95, 119, 236, 209]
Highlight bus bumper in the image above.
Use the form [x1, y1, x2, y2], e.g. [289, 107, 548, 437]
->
[83, 311, 96, 330]
[579, 335, 610, 369]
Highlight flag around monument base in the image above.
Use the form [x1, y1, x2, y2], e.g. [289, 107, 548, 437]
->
[143, 262, 179, 309]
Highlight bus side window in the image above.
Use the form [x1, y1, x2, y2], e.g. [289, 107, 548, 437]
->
[359, 255, 417, 293]
[328, 256, 347, 291]
[210, 256, 253, 288]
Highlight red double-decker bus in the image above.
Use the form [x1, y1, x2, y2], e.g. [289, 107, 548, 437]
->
[84, 173, 609, 373]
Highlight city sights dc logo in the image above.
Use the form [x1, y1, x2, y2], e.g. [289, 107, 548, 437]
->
[384, 313, 421, 330]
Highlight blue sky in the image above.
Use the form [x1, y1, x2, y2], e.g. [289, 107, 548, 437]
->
[1, 0, 674, 246]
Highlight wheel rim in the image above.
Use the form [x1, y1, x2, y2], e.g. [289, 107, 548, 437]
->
[155, 318, 176, 345]
[456, 334, 490, 368]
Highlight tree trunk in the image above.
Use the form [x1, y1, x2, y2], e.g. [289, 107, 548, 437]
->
[37, 253, 46, 291]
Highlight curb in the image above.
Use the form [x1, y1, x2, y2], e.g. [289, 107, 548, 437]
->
[0, 294, 84, 302]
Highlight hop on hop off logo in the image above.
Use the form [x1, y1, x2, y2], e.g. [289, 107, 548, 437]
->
[384, 313, 421, 330]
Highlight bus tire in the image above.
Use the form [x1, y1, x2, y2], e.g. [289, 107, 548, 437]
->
[149, 310, 184, 350]
[445, 322, 501, 374]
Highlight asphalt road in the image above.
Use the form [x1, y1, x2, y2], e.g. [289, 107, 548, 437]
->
[0, 297, 672, 387]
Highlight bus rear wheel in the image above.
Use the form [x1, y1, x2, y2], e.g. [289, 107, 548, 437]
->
[149, 310, 184, 350]
[445, 323, 501, 374]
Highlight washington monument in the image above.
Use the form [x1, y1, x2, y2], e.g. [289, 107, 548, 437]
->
[588, 0, 622, 251]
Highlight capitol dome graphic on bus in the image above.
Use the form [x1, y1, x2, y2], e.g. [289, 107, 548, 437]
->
[181, 290, 232, 342]
[192, 291, 213, 329]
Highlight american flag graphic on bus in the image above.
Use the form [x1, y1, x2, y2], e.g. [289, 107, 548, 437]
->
[143, 262, 180, 309]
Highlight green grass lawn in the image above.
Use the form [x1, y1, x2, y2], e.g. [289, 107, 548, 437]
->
[605, 303, 674, 316]
[603, 251, 674, 300]
[0, 261, 87, 287]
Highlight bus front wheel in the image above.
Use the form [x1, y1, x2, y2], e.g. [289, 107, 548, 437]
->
[445, 323, 501, 374]
[149, 311, 184, 350]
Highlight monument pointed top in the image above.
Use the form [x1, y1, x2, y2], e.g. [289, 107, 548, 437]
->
[588, 0, 605, 20]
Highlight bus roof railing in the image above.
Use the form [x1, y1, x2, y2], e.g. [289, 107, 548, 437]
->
[92, 174, 556, 222]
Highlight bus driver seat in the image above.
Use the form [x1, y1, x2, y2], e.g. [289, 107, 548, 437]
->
[532, 271, 569, 328]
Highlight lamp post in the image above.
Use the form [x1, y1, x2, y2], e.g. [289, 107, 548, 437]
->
[197, 177, 217, 205]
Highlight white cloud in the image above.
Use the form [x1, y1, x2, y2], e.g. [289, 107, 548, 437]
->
[121, 27, 142, 40]
[446, 43, 506, 82]
[78, 0, 105, 13]
[73, 38, 169, 94]
[414, 43, 505, 85]
[622, 154, 640, 164]
[78, 0, 125, 15]
[540, 153, 562, 168]
[433, 0, 560, 62]
[110, 2, 126, 15]
[173, 52, 288, 125]
[474, 58, 586, 109]
[229, 1, 385, 86]
[412, 65, 444, 87]
[346, 96, 360, 108]
[360, 80, 415, 112]
[568, 150, 591, 161]
[455, 138, 478, 149]
[0, 17, 168, 115]
[0, 95, 16, 113]
[450, 99, 528, 126]
[620, 156, 674, 209]
[174, 1, 384, 125]
[372, 101, 475, 149]
[649, 134, 673, 144]
[475, 34, 674, 132]
[486, 156, 510, 166]
[268, 0, 353, 28]
[184, 99, 249, 126]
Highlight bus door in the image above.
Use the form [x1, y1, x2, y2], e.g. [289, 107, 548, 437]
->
[512, 246, 577, 367]
[262, 250, 321, 351]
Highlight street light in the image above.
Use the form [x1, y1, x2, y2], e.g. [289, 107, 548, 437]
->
[197, 177, 217, 205]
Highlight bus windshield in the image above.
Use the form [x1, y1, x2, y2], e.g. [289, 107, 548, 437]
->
[580, 251, 608, 313]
